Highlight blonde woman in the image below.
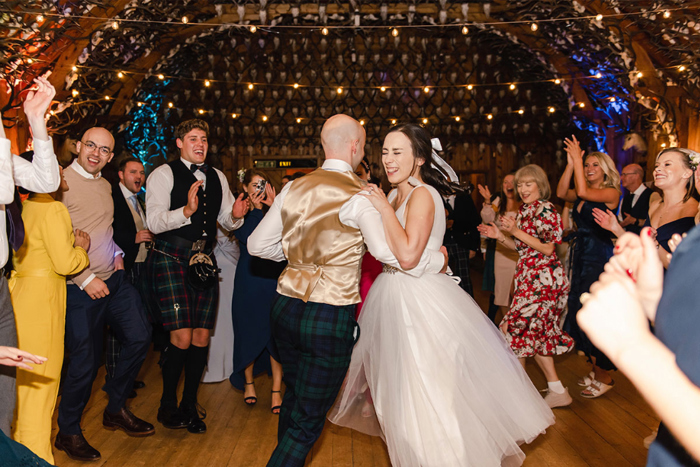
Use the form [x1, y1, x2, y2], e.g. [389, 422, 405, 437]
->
[556, 136, 621, 399]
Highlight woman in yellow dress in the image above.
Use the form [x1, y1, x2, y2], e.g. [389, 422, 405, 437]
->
[10, 165, 90, 463]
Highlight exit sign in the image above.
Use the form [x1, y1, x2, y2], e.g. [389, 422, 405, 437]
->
[254, 159, 318, 169]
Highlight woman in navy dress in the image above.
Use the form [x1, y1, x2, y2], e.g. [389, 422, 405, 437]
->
[229, 170, 286, 413]
[593, 148, 698, 269]
[556, 136, 621, 398]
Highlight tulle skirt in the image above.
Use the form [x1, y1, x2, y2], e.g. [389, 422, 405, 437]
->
[329, 271, 555, 467]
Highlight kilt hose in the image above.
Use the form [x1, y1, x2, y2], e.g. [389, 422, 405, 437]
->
[267, 293, 359, 467]
[445, 241, 474, 297]
[146, 238, 218, 331]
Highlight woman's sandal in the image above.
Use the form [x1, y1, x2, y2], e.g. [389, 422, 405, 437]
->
[577, 371, 596, 387]
[581, 379, 615, 398]
[244, 381, 257, 406]
[271, 390, 282, 414]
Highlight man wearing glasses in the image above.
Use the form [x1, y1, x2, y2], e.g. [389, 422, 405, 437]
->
[55, 127, 153, 462]
[619, 163, 651, 235]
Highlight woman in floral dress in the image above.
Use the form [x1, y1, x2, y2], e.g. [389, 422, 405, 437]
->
[479, 164, 574, 408]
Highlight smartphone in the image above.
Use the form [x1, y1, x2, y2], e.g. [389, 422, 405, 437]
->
[255, 179, 267, 197]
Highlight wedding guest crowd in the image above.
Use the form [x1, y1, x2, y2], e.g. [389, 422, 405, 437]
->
[3, 73, 700, 467]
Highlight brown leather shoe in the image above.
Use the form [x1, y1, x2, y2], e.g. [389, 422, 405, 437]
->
[54, 432, 101, 462]
[103, 407, 155, 437]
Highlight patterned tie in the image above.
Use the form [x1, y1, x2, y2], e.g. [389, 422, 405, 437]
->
[190, 163, 209, 174]
[129, 194, 147, 228]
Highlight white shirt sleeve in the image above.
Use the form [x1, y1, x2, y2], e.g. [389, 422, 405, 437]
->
[0, 138, 14, 204]
[215, 169, 244, 231]
[145, 165, 191, 234]
[12, 137, 60, 194]
[247, 182, 291, 262]
[340, 194, 445, 277]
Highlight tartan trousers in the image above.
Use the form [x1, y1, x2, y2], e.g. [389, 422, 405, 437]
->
[267, 293, 358, 467]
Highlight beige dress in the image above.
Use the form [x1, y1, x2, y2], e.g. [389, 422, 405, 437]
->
[481, 198, 519, 307]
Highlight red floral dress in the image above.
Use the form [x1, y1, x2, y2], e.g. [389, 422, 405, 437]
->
[501, 199, 573, 358]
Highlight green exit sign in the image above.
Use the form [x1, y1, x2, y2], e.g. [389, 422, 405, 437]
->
[254, 159, 318, 169]
[254, 160, 276, 168]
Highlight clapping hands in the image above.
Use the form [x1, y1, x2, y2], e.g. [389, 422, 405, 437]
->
[564, 135, 585, 166]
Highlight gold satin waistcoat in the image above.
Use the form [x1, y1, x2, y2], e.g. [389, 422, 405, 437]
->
[277, 168, 365, 306]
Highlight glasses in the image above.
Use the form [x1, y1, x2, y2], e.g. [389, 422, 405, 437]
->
[82, 140, 112, 157]
[620, 173, 637, 177]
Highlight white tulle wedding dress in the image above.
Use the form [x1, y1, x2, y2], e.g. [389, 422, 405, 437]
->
[329, 178, 555, 467]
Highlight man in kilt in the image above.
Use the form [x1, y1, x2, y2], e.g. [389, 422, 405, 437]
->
[145, 119, 247, 433]
[444, 185, 481, 296]
[248, 114, 448, 467]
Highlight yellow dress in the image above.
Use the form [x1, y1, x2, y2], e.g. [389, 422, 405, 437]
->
[9, 193, 89, 463]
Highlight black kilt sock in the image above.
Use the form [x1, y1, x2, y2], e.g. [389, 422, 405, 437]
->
[181, 345, 209, 407]
[160, 344, 188, 409]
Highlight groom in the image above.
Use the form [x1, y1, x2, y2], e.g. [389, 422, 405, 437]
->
[248, 114, 447, 466]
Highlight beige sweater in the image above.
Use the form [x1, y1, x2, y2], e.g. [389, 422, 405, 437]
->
[60, 165, 121, 285]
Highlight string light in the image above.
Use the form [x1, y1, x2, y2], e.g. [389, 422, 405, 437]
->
[137, 102, 143, 107]
[293, 83, 299, 89]
[663, 10, 671, 18]
[168, 102, 173, 108]
[71, 89, 79, 97]
[424, 86, 430, 93]
[181, 16, 188, 24]
[321, 27, 329, 35]
[198, 108, 204, 113]
[554, 79, 561, 84]
[117, 71, 124, 78]
[104, 95, 110, 100]
[455, 116, 461, 122]
[380, 86, 386, 92]
[296, 118, 301, 123]
[518, 109, 524, 115]
[661, 142, 667, 148]
[37, 15, 44, 22]
[391, 119, 397, 124]
[158, 74, 165, 80]
[509, 84, 516, 90]
[204, 80, 211, 87]
[422, 118, 428, 124]
[249, 25, 257, 33]
[262, 115, 268, 122]
[610, 97, 616, 102]
[111, 21, 119, 30]
[72, 66, 78, 72]
[391, 28, 399, 37]
[486, 114, 493, 120]
[596, 14, 603, 21]
[548, 106, 555, 113]
[578, 102, 585, 108]
[232, 113, 237, 118]
[530, 23, 538, 31]
[360, 119, 365, 125]
[27, 58, 33, 64]
[467, 84, 473, 90]
[462, 26, 469, 35]
[636, 71, 643, 78]
[595, 72, 602, 78]
[248, 84, 254, 90]
[337, 87, 343, 94]
[679, 65, 686, 71]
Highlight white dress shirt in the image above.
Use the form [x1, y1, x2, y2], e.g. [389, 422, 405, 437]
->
[248, 159, 445, 277]
[0, 137, 60, 267]
[145, 158, 243, 235]
[630, 184, 647, 208]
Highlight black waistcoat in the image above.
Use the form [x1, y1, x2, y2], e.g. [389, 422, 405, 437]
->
[167, 160, 222, 240]
[621, 188, 652, 235]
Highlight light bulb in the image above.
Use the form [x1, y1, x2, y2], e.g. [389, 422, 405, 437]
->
[679, 65, 686, 71]
[232, 113, 237, 118]
[509, 84, 516, 90]
[531, 23, 538, 31]
[248, 84, 254, 90]
[321, 27, 328, 35]
[636, 71, 643, 78]
[168, 102, 174, 108]
[293, 83, 299, 89]
[71, 89, 79, 97]
[462, 26, 469, 35]
[104, 95, 110, 100]
[204, 80, 210, 87]
[391, 28, 399, 37]
[250, 25, 257, 33]
[391, 119, 397, 124]
[118, 71, 124, 78]
[578, 102, 585, 108]
[554, 79, 561, 84]
[424, 86, 430, 93]
[548, 107, 555, 113]
[158, 74, 165, 80]
[455, 116, 461, 122]
[337, 87, 343, 94]
[422, 118, 428, 124]
[467, 84, 473, 90]
[112, 21, 119, 30]
[595, 72, 602, 78]
[596, 14, 603, 21]
[518, 109, 524, 115]
[296, 118, 301, 123]
[487, 114, 493, 120]
[262, 115, 268, 122]
[182, 16, 188, 24]
[663, 10, 671, 18]
[380, 86, 386, 92]
[72, 66, 78, 72]
[360, 120, 365, 125]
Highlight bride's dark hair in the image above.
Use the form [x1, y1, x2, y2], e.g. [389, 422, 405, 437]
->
[386, 123, 463, 197]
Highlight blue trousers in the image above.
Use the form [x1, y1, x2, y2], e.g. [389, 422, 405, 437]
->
[57, 271, 151, 435]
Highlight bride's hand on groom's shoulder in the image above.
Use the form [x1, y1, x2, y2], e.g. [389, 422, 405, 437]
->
[361, 183, 391, 212]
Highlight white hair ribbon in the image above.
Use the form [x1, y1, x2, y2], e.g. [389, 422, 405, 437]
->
[430, 138, 459, 183]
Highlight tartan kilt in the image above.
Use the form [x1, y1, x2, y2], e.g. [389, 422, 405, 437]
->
[145, 238, 218, 331]
[445, 241, 474, 296]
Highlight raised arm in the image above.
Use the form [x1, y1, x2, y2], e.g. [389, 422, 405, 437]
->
[556, 152, 577, 202]
[565, 136, 620, 208]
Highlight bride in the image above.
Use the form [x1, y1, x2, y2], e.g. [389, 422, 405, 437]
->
[328, 124, 554, 467]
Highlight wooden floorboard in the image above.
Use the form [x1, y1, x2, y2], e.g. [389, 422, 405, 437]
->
[50, 270, 659, 466]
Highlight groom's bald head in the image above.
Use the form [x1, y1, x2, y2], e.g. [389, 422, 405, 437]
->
[320, 115, 366, 170]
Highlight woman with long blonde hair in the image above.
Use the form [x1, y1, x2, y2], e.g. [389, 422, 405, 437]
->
[556, 136, 621, 399]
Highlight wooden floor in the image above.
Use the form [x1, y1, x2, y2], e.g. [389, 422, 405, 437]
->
[51, 273, 660, 467]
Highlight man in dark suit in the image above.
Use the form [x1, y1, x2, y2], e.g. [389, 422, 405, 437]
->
[444, 185, 481, 296]
[619, 163, 652, 235]
[107, 157, 154, 394]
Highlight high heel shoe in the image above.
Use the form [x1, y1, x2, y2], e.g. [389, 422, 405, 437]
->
[271, 390, 282, 414]
[244, 381, 257, 406]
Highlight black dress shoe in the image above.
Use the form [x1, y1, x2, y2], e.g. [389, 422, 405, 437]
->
[133, 380, 146, 390]
[54, 432, 101, 462]
[103, 407, 155, 437]
[157, 405, 189, 429]
[180, 403, 207, 434]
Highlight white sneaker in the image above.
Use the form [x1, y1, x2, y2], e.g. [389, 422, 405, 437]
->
[542, 387, 573, 408]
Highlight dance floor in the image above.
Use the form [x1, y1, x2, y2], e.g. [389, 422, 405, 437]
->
[52, 271, 659, 466]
